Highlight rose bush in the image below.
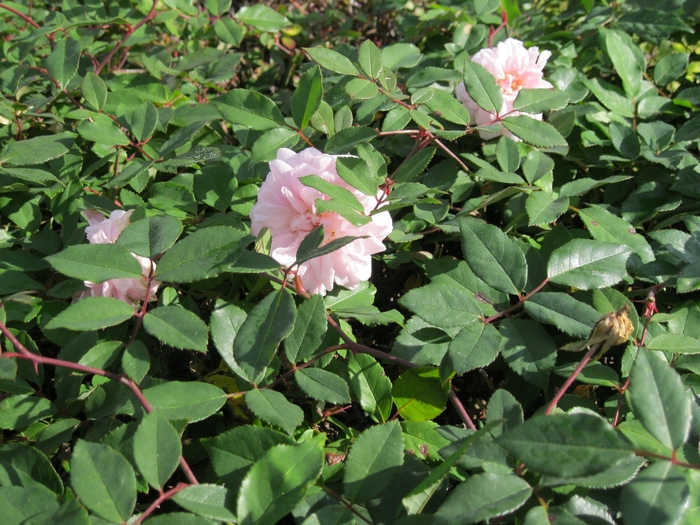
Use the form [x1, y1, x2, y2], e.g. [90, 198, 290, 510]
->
[250, 147, 392, 295]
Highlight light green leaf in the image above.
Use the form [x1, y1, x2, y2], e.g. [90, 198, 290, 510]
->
[292, 65, 323, 130]
[547, 239, 631, 290]
[46, 37, 81, 90]
[172, 484, 237, 521]
[392, 367, 449, 422]
[237, 4, 290, 32]
[304, 47, 359, 76]
[501, 116, 567, 148]
[212, 89, 286, 130]
[143, 381, 226, 422]
[461, 60, 503, 113]
[245, 389, 304, 435]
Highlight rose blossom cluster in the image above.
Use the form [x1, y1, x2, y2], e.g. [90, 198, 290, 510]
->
[250, 148, 393, 296]
[73, 209, 159, 306]
[456, 38, 552, 140]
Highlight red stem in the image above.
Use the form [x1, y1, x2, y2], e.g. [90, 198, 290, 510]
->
[544, 342, 602, 415]
[450, 388, 477, 430]
[0, 3, 40, 28]
[132, 483, 190, 525]
[484, 278, 549, 324]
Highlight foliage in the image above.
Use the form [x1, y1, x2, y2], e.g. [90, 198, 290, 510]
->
[0, 0, 700, 524]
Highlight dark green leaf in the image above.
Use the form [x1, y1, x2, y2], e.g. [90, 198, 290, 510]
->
[45, 297, 134, 331]
[143, 381, 226, 422]
[398, 282, 482, 328]
[285, 294, 327, 363]
[143, 306, 209, 352]
[82, 72, 108, 111]
[0, 395, 57, 430]
[646, 334, 700, 354]
[295, 368, 350, 404]
[46, 244, 144, 283]
[133, 410, 182, 489]
[654, 53, 689, 86]
[443, 322, 501, 376]
[601, 28, 643, 97]
[295, 226, 360, 266]
[0, 132, 74, 166]
[578, 205, 654, 264]
[292, 65, 323, 130]
[620, 462, 689, 525]
[358, 39, 383, 79]
[237, 4, 290, 32]
[460, 60, 503, 113]
[0, 485, 60, 524]
[116, 215, 183, 258]
[501, 116, 567, 148]
[347, 352, 393, 422]
[46, 37, 81, 90]
[172, 484, 237, 521]
[212, 89, 286, 130]
[547, 239, 631, 290]
[499, 319, 557, 389]
[0, 442, 63, 494]
[304, 47, 359, 76]
[526, 192, 569, 226]
[524, 292, 600, 337]
[249, 127, 299, 166]
[245, 389, 304, 435]
[325, 127, 377, 154]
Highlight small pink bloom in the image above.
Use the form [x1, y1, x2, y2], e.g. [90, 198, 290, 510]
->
[250, 148, 393, 296]
[74, 209, 159, 306]
[456, 38, 553, 140]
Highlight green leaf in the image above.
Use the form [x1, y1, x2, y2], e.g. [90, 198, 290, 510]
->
[77, 114, 131, 146]
[486, 389, 524, 438]
[142, 306, 208, 352]
[460, 60, 503, 113]
[601, 28, 643, 97]
[142, 513, 218, 525]
[122, 340, 150, 383]
[620, 462, 690, 525]
[325, 126, 377, 154]
[202, 426, 294, 494]
[435, 473, 532, 525]
[358, 39, 383, 80]
[133, 410, 182, 489]
[501, 116, 567, 148]
[300, 175, 365, 213]
[234, 289, 296, 384]
[579, 205, 654, 264]
[292, 65, 323, 130]
[214, 18, 245, 46]
[628, 350, 691, 451]
[425, 89, 472, 126]
[284, 295, 327, 363]
[553, 360, 620, 387]
[347, 352, 393, 422]
[522, 150, 555, 184]
[336, 155, 379, 196]
[401, 421, 451, 460]
[443, 322, 501, 376]
[82, 72, 108, 111]
[249, 127, 299, 166]
[499, 319, 557, 389]
[0, 357, 17, 380]
[0, 132, 74, 166]
[0, 442, 63, 495]
[654, 53, 689, 86]
[143, 381, 226, 422]
[245, 389, 304, 435]
[295, 368, 350, 404]
[460, 217, 527, 295]
[343, 421, 404, 503]
[156, 226, 251, 282]
[0, 395, 57, 430]
[345, 77, 379, 100]
[77, 340, 122, 371]
[237, 436, 324, 525]
[116, 215, 183, 259]
[646, 334, 700, 354]
[547, 239, 631, 290]
[237, 4, 290, 32]
[524, 292, 600, 337]
[526, 192, 569, 226]
[496, 137, 520, 173]
[127, 101, 158, 142]
[172, 484, 237, 521]
[392, 367, 449, 422]
[498, 414, 635, 478]
[45, 297, 134, 331]
[513, 88, 570, 113]
[304, 47, 359, 76]
[0, 485, 60, 525]
[609, 122, 641, 159]
[583, 77, 635, 118]
[295, 226, 359, 266]
[212, 89, 286, 130]
[46, 37, 81, 90]
[46, 244, 144, 283]
[399, 282, 482, 328]
[382, 43, 422, 70]
[70, 440, 136, 523]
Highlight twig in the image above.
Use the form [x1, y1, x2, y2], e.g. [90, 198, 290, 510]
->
[449, 388, 477, 430]
[543, 343, 602, 415]
[484, 278, 549, 324]
[132, 483, 190, 525]
[0, 3, 40, 28]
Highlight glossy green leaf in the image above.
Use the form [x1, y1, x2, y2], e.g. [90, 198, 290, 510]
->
[553, 360, 620, 387]
[443, 322, 501, 376]
[496, 413, 634, 477]
[143, 381, 226, 422]
[156, 226, 251, 282]
[237, 4, 290, 32]
[77, 340, 122, 371]
[496, 137, 520, 173]
[425, 89, 472, 126]
[547, 239, 631, 289]
[70, 440, 136, 523]
[0, 132, 74, 166]
[460, 217, 527, 295]
[0, 442, 63, 495]
[172, 484, 237, 521]
[292, 65, 323, 130]
[46, 244, 144, 283]
[460, 60, 503, 113]
[347, 352, 393, 422]
[0, 485, 60, 525]
[295, 368, 350, 404]
[295, 226, 359, 267]
[0, 395, 57, 430]
[646, 333, 700, 354]
[522, 150, 555, 184]
[526, 192, 569, 226]
[47, 37, 81, 90]
[398, 282, 482, 328]
[499, 319, 557, 389]
[620, 462, 689, 525]
[284, 294, 327, 363]
[45, 297, 134, 331]
[513, 88, 570, 113]
[628, 349, 691, 450]
[359, 39, 383, 79]
[143, 306, 208, 352]
[343, 421, 404, 503]
[578, 205, 654, 264]
[213, 18, 245, 46]
[234, 289, 296, 384]
[524, 292, 600, 337]
[212, 89, 286, 130]
[602, 28, 643, 97]
[245, 389, 304, 435]
[78, 114, 131, 146]
[325, 126, 377, 154]
[237, 436, 324, 525]
[486, 389, 524, 438]
[116, 215, 183, 258]
[133, 410, 182, 489]
[128, 101, 158, 142]
[0, 357, 17, 380]
[584, 77, 635, 118]
[336, 155, 379, 196]
[392, 367, 449, 422]
[121, 340, 150, 383]
[435, 473, 532, 524]
[401, 421, 451, 460]
[304, 47, 360, 76]
[249, 127, 299, 165]
[82, 72, 108, 111]
[501, 116, 567, 148]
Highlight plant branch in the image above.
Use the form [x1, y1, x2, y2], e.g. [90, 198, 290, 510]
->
[0, 3, 40, 28]
[132, 483, 190, 525]
[544, 342, 602, 415]
[449, 388, 477, 430]
[484, 278, 549, 324]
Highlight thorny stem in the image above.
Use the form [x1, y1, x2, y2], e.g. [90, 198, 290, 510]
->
[544, 342, 602, 415]
[0, 317, 199, 486]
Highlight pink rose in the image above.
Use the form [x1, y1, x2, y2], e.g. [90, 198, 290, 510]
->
[250, 148, 393, 296]
[456, 38, 553, 140]
[74, 209, 159, 306]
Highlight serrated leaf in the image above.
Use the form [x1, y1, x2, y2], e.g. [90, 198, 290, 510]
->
[0, 442, 63, 495]
[284, 294, 327, 363]
[249, 127, 299, 166]
[0, 132, 74, 166]
[133, 410, 181, 490]
[236, 4, 290, 31]
[45, 297, 134, 331]
[143, 381, 226, 422]
[524, 292, 600, 337]
[116, 215, 183, 259]
[292, 65, 323, 130]
[499, 319, 557, 389]
[513, 88, 570, 113]
[358, 39, 383, 79]
[295, 368, 350, 404]
[46, 244, 143, 283]
[502, 116, 567, 147]
[82, 72, 107, 111]
[305, 47, 359, 76]
[336, 156, 379, 196]
[172, 484, 237, 521]
[347, 352, 392, 423]
[398, 282, 482, 328]
[392, 367, 449, 422]
[578, 205, 654, 264]
[245, 389, 304, 435]
[343, 421, 404, 503]
[601, 28, 643, 98]
[526, 192, 569, 226]
[47, 37, 81, 90]
[143, 306, 208, 352]
[620, 462, 689, 525]
[212, 89, 286, 130]
[460, 217, 527, 295]
[443, 322, 501, 376]
[461, 60, 503, 113]
[547, 239, 631, 290]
